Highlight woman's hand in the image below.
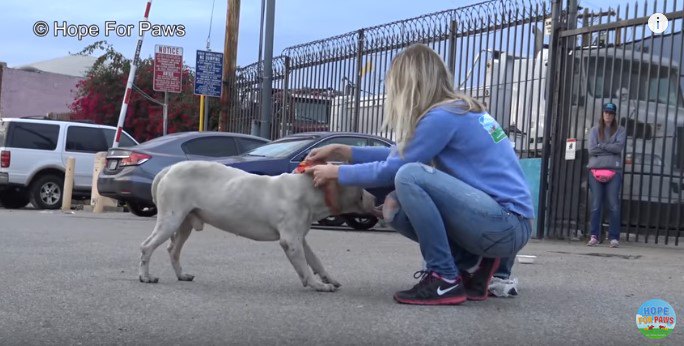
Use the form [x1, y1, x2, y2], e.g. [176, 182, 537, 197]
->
[305, 164, 340, 187]
[305, 144, 351, 163]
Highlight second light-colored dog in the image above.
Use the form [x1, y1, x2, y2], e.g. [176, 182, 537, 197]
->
[138, 160, 376, 292]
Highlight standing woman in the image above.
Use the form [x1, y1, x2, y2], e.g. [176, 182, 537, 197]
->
[305, 44, 535, 305]
[586, 102, 627, 248]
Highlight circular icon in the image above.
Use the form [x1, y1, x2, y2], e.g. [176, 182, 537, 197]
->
[648, 13, 668, 34]
[33, 21, 49, 37]
[636, 298, 676, 340]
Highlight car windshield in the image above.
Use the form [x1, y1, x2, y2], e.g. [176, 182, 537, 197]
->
[243, 138, 314, 158]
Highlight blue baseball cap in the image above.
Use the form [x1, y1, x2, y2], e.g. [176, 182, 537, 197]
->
[603, 102, 617, 114]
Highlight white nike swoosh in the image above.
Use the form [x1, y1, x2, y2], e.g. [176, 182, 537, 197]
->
[437, 285, 458, 296]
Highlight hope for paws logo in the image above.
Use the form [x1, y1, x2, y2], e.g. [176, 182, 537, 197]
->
[636, 299, 676, 340]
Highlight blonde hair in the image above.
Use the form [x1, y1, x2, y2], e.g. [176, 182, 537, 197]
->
[382, 43, 485, 155]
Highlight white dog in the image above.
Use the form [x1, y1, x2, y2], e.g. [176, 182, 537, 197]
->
[138, 160, 377, 292]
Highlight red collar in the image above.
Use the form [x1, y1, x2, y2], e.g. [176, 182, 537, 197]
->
[294, 161, 340, 215]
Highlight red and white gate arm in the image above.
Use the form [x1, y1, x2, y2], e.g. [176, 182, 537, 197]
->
[112, 0, 153, 148]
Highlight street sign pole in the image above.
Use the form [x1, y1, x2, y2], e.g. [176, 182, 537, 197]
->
[204, 92, 209, 131]
[199, 95, 205, 132]
[163, 92, 169, 135]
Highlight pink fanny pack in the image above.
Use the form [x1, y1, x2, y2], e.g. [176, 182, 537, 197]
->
[591, 169, 616, 183]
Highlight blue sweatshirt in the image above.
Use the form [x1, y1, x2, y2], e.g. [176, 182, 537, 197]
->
[337, 104, 536, 219]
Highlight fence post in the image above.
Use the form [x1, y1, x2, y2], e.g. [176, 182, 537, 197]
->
[353, 29, 365, 132]
[447, 19, 458, 78]
[61, 157, 75, 212]
[281, 56, 291, 138]
[91, 152, 119, 213]
[537, 0, 564, 239]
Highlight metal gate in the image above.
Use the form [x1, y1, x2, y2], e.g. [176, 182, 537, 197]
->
[223, 0, 684, 245]
[545, 0, 684, 245]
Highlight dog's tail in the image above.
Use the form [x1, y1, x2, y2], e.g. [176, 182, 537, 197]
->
[151, 165, 173, 205]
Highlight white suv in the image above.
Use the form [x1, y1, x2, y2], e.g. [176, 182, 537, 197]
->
[0, 117, 138, 209]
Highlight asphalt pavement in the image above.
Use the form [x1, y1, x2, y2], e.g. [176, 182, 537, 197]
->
[0, 208, 682, 345]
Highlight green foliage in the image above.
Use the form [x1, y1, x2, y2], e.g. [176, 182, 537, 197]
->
[70, 40, 206, 143]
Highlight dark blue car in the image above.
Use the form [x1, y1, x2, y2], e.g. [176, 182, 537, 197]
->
[216, 132, 394, 229]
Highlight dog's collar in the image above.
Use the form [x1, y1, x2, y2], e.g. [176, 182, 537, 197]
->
[294, 161, 341, 215]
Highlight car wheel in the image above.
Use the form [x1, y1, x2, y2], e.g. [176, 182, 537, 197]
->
[0, 188, 30, 209]
[30, 174, 64, 210]
[317, 216, 345, 226]
[342, 215, 378, 230]
[127, 201, 157, 217]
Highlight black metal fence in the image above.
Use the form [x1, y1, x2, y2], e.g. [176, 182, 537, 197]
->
[547, 0, 684, 245]
[224, 0, 684, 245]
[226, 0, 550, 142]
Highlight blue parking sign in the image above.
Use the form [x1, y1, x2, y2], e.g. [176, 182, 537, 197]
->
[194, 50, 224, 97]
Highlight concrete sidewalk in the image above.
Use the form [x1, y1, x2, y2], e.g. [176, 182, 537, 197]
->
[0, 209, 682, 345]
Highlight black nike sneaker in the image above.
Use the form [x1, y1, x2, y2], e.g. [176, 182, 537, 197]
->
[393, 270, 467, 305]
[463, 257, 501, 301]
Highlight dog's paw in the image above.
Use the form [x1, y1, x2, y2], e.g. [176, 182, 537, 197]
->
[177, 274, 195, 282]
[321, 276, 341, 288]
[139, 275, 159, 283]
[311, 281, 338, 292]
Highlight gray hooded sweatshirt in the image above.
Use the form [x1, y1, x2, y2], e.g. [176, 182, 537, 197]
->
[587, 125, 627, 170]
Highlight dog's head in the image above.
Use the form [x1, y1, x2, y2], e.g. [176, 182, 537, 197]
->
[294, 161, 376, 216]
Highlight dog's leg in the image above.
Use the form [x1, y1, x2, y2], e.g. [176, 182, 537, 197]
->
[279, 231, 337, 292]
[167, 218, 195, 281]
[139, 213, 184, 283]
[303, 239, 341, 288]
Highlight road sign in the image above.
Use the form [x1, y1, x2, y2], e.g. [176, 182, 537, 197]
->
[194, 50, 224, 97]
[153, 44, 183, 93]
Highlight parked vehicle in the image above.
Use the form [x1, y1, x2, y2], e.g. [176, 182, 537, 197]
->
[0, 117, 138, 209]
[214, 131, 394, 229]
[97, 131, 270, 217]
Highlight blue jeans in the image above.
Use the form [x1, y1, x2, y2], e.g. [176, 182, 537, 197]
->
[588, 171, 622, 240]
[385, 163, 532, 279]
[494, 256, 516, 279]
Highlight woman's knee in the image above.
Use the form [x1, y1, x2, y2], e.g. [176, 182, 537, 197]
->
[394, 162, 433, 187]
[606, 199, 621, 213]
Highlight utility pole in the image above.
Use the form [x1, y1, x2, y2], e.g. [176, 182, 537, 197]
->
[219, 0, 240, 131]
[567, 0, 578, 31]
[260, 0, 275, 139]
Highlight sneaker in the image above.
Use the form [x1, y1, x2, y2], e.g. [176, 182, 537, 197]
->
[586, 235, 599, 246]
[393, 271, 467, 305]
[488, 277, 519, 297]
[462, 257, 501, 301]
[610, 239, 619, 248]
